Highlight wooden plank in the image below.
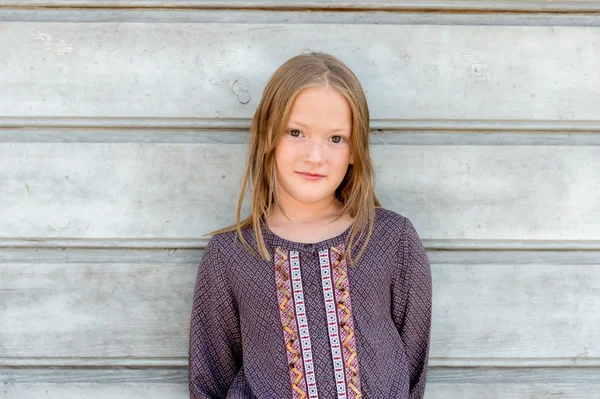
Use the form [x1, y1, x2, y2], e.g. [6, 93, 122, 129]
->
[426, 368, 600, 399]
[2, 1, 600, 12]
[6, 118, 600, 132]
[1, 23, 600, 121]
[3, 9, 600, 27]
[2, 368, 600, 399]
[1, 143, 598, 241]
[2, 384, 185, 399]
[4, 127, 600, 145]
[1, 369, 187, 399]
[433, 262, 600, 362]
[0, 247, 199, 361]
[0, 261, 196, 358]
[1, 249, 599, 365]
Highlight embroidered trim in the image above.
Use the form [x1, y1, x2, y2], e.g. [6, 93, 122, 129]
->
[319, 245, 363, 399]
[330, 246, 362, 399]
[290, 251, 318, 398]
[319, 250, 347, 397]
[275, 247, 319, 399]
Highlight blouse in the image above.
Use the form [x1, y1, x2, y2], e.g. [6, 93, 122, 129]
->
[188, 207, 432, 399]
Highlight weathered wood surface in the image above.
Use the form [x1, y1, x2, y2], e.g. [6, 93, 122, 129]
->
[3, 128, 600, 144]
[1, 369, 188, 399]
[3, 9, 600, 29]
[2, 0, 600, 12]
[1, 249, 598, 366]
[2, 368, 600, 399]
[1, 143, 598, 242]
[426, 368, 600, 399]
[1, 22, 600, 121]
[2, 6, 599, 399]
[0, 248, 197, 360]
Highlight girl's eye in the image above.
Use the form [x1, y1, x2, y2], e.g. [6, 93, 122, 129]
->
[288, 129, 302, 138]
[331, 135, 345, 144]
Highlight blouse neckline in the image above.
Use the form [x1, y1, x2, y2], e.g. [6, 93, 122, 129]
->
[259, 217, 353, 252]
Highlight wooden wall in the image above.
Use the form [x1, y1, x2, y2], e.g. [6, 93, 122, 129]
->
[1, 2, 599, 398]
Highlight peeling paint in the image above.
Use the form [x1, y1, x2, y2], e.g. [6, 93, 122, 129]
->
[464, 53, 491, 82]
[32, 31, 74, 55]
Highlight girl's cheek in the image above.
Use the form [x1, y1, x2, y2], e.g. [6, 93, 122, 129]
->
[279, 140, 296, 157]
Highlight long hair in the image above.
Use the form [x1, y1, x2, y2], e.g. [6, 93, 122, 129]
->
[209, 51, 381, 266]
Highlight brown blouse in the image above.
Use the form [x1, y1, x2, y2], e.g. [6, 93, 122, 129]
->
[189, 207, 432, 398]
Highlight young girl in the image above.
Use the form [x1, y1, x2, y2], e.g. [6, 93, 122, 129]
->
[189, 52, 432, 399]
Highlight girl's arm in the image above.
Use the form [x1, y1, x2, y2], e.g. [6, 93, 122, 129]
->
[188, 236, 243, 398]
[391, 218, 433, 399]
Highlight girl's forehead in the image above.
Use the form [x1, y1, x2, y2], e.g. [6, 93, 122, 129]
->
[286, 87, 352, 129]
[291, 85, 348, 105]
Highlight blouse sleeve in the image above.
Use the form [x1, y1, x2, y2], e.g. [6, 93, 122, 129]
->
[188, 236, 244, 398]
[391, 218, 433, 399]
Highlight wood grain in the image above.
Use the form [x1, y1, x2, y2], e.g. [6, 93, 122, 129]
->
[2, 1, 600, 12]
[2, 365, 600, 398]
[1, 143, 598, 241]
[1, 23, 600, 121]
[1, 249, 598, 366]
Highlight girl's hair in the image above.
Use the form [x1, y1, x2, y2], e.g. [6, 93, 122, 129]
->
[209, 51, 381, 266]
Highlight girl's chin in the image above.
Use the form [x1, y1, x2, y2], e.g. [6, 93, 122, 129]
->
[289, 192, 336, 204]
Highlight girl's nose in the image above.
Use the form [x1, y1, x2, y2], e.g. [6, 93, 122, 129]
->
[304, 139, 325, 163]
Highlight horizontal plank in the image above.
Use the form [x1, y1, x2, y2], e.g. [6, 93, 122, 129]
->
[0, 262, 194, 359]
[4, 355, 600, 368]
[4, 9, 600, 27]
[2, 23, 600, 121]
[2, 368, 600, 399]
[1, 249, 599, 366]
[1, 368, 188, 384]
[434, 263, 600, 362]
[4, 238, 600, 251]
[2, 0, 600, 12]
[427, 368, 600, 399]
[6, 118, 600, 132]
[1, 143, 598, 241]
[1, 247, 599, 265]
[4, 127, 600, 144]
[1, 369, 187, 399]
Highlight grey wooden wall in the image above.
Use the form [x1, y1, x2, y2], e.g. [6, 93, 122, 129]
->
[1, 2, 599, 398]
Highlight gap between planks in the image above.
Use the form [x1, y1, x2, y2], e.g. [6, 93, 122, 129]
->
[1, 356, 600, 368]
[2, 1, 600, 13]
[1, 238, 600, 250]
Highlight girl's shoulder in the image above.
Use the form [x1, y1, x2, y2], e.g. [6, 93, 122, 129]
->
[371, 206, 426, 250]
[375, 206, 428, 252]
[204, 223, 259, 256]
[372, 206, 411, 235]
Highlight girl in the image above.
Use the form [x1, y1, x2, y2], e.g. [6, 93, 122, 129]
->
[189, 52, 432, 399]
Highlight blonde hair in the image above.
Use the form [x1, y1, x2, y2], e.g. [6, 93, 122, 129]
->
[209, 51, 381, 266]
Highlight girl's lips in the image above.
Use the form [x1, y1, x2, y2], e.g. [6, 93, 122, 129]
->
[296, 172, 325, 181]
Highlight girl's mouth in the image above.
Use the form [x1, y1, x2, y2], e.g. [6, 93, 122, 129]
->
[296, 172, 325, 181]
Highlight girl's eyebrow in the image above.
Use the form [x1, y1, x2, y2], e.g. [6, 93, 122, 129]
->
[288, 120, 350, 132]
[288, 120, 309, 127]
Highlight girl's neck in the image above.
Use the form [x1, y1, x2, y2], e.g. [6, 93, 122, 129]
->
[273, 202, 343, 224]
[266, 196, 354, 244]
[271, 196, 343, 224]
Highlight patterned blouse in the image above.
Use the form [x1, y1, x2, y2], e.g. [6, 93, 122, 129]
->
[188, 207, 432, 399]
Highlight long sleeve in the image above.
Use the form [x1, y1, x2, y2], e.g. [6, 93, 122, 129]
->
[391, 218, 433, 399]
[188, 236, 243, 398]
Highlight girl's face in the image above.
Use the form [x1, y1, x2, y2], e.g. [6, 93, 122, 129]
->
[274, 85, 353, 207]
